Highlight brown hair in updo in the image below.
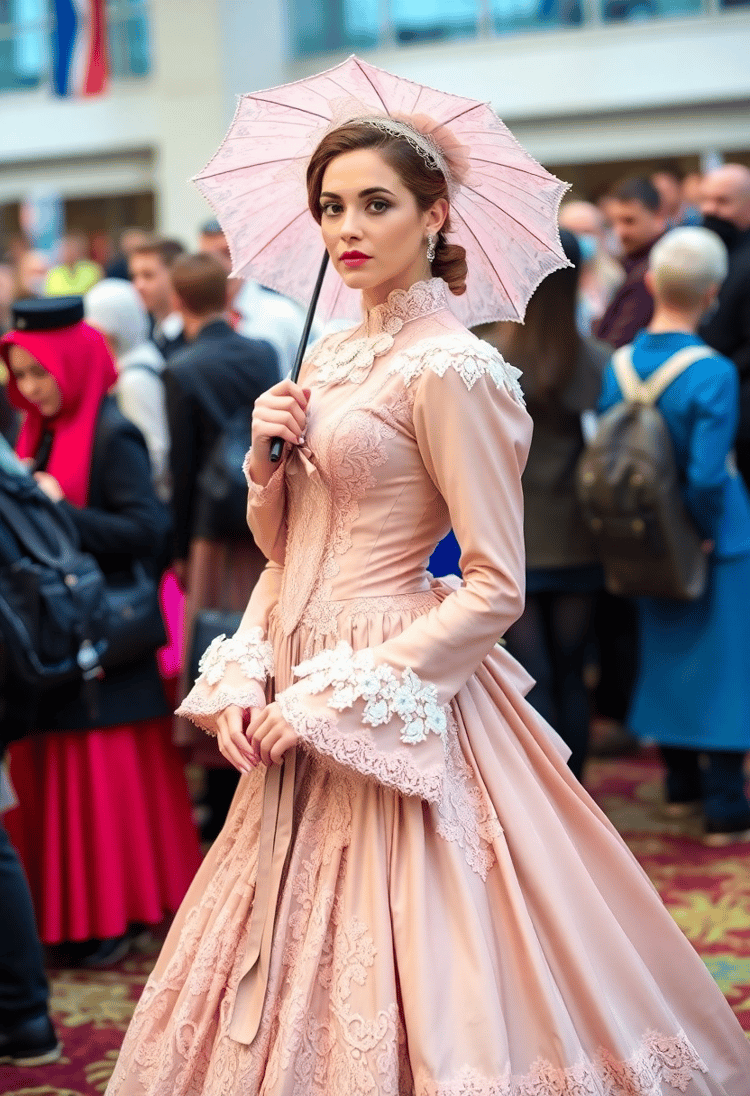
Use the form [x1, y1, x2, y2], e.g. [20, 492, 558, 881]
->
[306, 121, 468, 296]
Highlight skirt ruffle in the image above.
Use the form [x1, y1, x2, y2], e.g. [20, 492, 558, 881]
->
[106, 602, 750, 1095]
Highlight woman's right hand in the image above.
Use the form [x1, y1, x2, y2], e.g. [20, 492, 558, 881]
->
[249, 379, 310, 484]
[216, 705, 259, 774]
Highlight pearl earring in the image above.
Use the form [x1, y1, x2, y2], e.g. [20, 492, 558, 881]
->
[426, 234, 436, 264]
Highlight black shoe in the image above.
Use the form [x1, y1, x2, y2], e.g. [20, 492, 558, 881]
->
[0, 1014, 62, 1066]
[704, 815, 750, 848]
[78, 933, 132, 969]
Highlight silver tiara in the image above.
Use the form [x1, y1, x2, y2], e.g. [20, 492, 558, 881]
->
[346, 116, 456, 196]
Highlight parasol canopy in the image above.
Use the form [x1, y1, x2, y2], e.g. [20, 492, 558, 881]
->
[194, 55, 570, 329]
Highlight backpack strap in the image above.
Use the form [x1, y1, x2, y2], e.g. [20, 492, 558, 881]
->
[612, 344, 718, 406]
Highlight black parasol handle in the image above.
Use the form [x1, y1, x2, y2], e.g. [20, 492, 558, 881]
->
[269, 251, 330, 463]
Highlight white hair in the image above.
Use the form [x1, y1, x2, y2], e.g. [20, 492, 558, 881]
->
[649, 227, 728, 305]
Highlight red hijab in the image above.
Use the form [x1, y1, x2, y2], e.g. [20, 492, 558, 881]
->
[0, 320, 117, 506]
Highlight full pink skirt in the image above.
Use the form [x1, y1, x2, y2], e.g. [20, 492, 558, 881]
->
[6, 719, 202, 944]
[106, 605, 750, 1095]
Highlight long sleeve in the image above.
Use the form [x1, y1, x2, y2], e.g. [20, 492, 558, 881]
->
[116, 369, 171, 502]
[244, 452, 288, 565]
[682, 363, 738, 540]
[699, 249, 750, 378]
[275, 350, 531, 801]
[176, 561, 282, 733]
[163, 369, 201, 562]
[60, 422, 169, 558]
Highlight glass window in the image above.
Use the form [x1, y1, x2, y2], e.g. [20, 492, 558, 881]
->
[390, 0, 478, 42]
[106, 0, 151, 78]
[602, 0, 701, 21]
[292, 0, 480, 55]
[0, 0, 46, 92]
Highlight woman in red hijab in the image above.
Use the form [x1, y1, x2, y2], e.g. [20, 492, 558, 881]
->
[1, 298, 201, 967]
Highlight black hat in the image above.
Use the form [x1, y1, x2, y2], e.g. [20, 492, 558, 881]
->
[11, 296, 84, 332]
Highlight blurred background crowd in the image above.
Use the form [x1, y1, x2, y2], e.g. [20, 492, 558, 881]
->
[0, 0, 750, 1073]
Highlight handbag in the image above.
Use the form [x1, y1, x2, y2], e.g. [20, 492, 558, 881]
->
[101, 559, 168, 669]
[187, 608, 243, 686]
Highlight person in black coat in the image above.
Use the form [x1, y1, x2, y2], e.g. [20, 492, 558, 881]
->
[163, 252, 279, 576]
[164, 254, 279, 838]
[698, 164, 750, 485]
[0, 298, 201, 966]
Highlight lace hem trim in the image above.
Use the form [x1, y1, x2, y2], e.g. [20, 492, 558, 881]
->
[390, 334, 525, 402]
[414, 1028, 707, 1095]
[197, 626, 274, 686]
[292, 641, 448, 746]
[276, 691, 444, 802]
[175, 682, 267, 736]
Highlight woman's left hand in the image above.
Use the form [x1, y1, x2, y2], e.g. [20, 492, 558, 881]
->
[247, 702, 298, 765]
[34, 472, 64, 502]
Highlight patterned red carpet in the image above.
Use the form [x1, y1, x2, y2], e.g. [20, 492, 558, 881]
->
[2, 748, 749, 1096]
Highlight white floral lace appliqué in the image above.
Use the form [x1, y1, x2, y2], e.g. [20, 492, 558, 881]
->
[391, 334, 525, 403]
[292, 641, 447, 746]
[307, 278, 450, 388]
[197, 627, 274, 686]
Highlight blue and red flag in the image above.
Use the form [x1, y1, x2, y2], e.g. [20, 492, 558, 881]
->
[51, 0, 108, 97]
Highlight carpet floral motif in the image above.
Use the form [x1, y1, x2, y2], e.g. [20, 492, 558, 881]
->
[1, 750, 749, 1096]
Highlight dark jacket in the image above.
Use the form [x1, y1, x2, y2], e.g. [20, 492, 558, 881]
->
[522, 337, 609, 570]
[594, 238, 660, 349]
[164, 319, 279, 561]
[35, 398, 172, 732]
[699, 228, 750, 379]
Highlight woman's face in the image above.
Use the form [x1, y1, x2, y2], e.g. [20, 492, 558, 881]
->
[318, 148, 447, 306]
[8, 344, 63, 417]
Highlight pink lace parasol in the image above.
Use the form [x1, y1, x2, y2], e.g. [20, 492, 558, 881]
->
[194, 55, 570, 327]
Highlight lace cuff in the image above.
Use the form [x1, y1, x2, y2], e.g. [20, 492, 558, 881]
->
[175, 627, 273, 736]
[293, 641, 448, 745]
[243, 449, 285, 504]
[176, 681, 267, 736]
[197, 628, 274, 685]
[276, 642, 448, 800]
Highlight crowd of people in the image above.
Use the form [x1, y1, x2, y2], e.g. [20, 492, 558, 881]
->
[0, 154, 749, 1076]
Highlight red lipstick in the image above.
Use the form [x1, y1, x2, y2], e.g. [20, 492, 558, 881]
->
[340, 250, 371, 268]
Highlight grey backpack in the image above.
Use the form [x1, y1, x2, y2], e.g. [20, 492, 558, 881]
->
[576, 344, 715, 601]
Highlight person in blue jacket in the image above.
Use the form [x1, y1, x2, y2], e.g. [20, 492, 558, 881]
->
[598, 226, 750, 846]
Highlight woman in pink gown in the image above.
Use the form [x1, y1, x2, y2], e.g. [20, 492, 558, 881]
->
[106, 121, 750, 1094]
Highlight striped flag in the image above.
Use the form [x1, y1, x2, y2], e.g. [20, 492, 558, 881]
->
[51, 0, 108, 97]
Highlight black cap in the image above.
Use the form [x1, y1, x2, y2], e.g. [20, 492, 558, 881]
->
[11, 296, 85, 332]
[199, 218, 223, 236]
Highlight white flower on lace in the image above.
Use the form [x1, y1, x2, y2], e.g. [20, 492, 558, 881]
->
[390, 334, 526, 404]
[362, 698, 389, 727]
[293, 641, 448, 746]
[196, 626, 274, 686]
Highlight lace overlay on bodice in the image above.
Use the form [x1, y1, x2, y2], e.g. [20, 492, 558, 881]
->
[279, 281, 524, 644]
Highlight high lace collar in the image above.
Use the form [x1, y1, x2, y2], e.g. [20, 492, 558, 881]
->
[308, 278, 450, 387]
[365, 278, 449, 337]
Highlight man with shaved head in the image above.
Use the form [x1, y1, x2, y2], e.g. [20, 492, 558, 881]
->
[699, 163, 750, 483]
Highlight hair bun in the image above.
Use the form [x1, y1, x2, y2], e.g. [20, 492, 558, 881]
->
[433, 236, 467, 296]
